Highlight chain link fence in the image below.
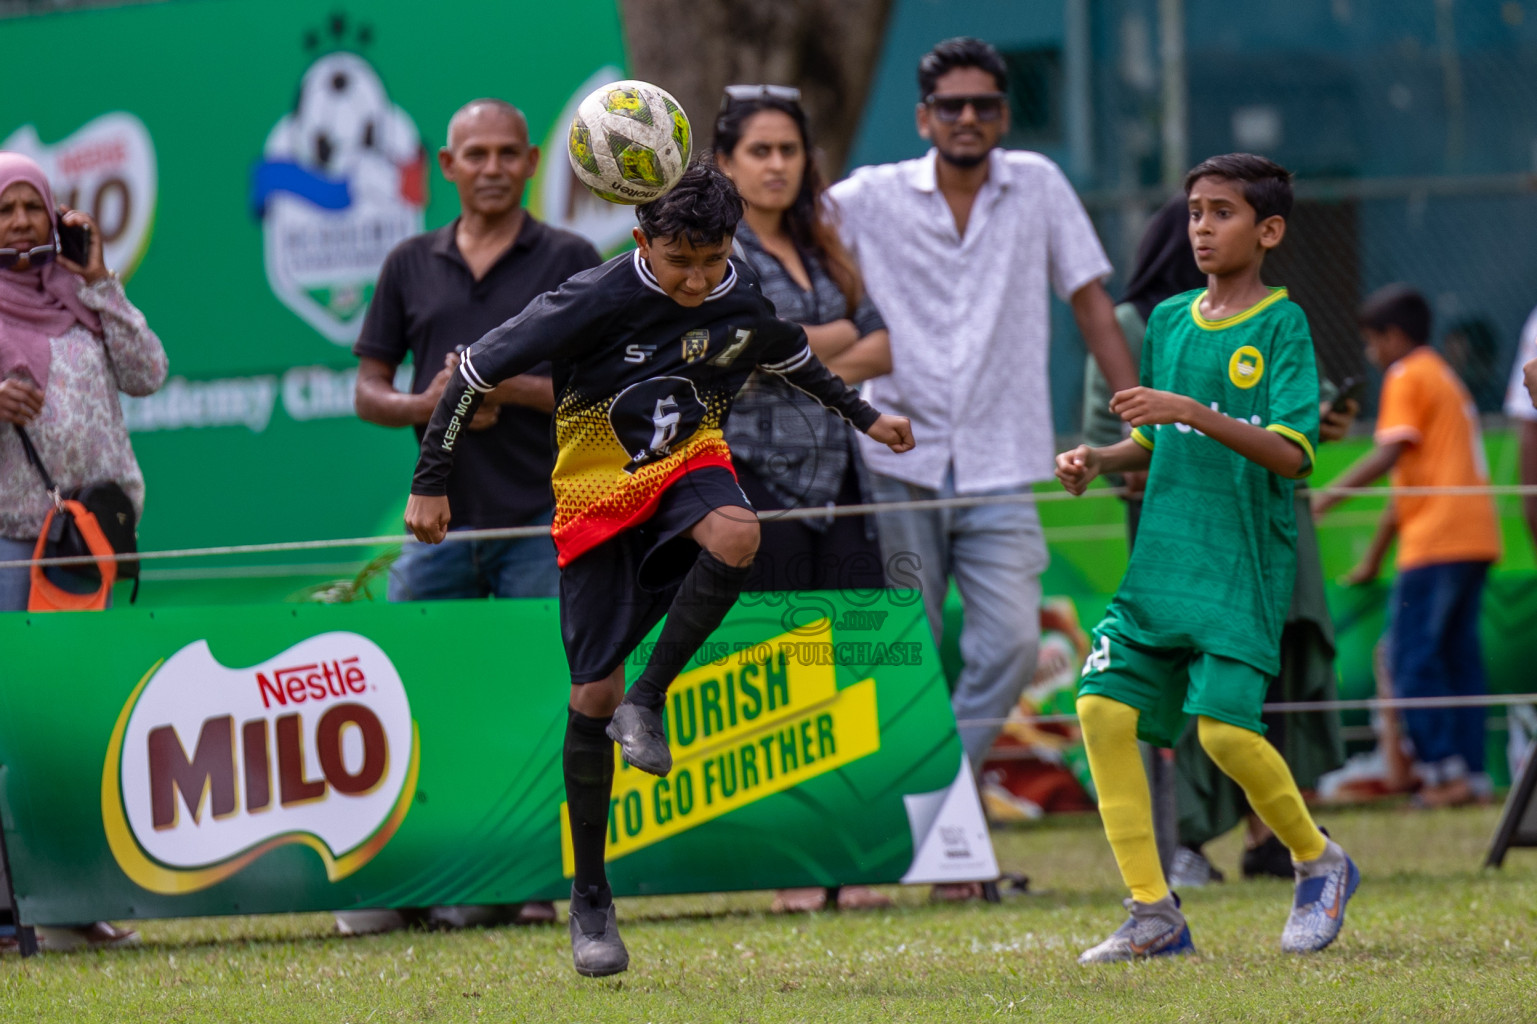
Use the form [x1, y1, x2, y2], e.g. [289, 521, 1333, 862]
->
[1076, 173, 1537, 422]
[1058, 0, 1537, 432]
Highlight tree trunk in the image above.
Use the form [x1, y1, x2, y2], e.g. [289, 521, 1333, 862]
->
[619, 0, 894, 177]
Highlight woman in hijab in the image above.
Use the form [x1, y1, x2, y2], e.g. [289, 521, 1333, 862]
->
[0, 151, 167, 614]
[0, 153, 166, 950]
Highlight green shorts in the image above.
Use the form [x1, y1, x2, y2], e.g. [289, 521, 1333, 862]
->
[1077, 629, 1269, 747]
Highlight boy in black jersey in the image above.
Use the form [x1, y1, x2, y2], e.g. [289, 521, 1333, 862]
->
[406, 165, 914, 977]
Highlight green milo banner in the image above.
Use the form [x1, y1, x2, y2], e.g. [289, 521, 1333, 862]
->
[0, 0, 640, 603]
[0, 593, 995, 925]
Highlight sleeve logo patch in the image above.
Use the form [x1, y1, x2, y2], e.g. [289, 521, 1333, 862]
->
[1229, 345, 1265, 389]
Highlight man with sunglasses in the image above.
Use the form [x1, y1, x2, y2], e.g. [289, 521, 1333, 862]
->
[828, 38, 1136, 876]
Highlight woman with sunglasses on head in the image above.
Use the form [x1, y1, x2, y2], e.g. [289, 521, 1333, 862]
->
[713, 86, 894, 915]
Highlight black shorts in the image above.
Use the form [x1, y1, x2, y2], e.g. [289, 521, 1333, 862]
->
[560, 467, 753, 683]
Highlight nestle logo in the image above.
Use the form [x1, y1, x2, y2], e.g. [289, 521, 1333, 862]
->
[106, 634, 417, 894]
[257, 658, 366, 708]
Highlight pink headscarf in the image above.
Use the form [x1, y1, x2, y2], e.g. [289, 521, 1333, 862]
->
[0, 152, 102, 391]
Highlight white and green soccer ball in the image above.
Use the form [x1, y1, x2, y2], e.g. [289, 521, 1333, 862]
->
[567, 79, 692, 205]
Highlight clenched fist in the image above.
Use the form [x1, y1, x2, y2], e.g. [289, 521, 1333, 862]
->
[867, 414, 915, 453]
[1055, 444, 1102, 496]
[405, 494, 452, 544]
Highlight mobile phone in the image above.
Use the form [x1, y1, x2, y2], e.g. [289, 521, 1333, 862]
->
[57, 218, 91, 265]
[1330, 376, 1365, 413]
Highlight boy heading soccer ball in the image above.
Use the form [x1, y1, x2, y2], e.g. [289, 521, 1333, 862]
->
[1055, 153, 1358, 963]
[406, 164, 913, 976]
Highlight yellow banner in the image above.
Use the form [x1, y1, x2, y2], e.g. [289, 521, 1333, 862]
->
[561, 620, 881, 873]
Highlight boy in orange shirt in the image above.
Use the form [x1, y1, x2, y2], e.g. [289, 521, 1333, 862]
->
[1315, 285, 1500, 807]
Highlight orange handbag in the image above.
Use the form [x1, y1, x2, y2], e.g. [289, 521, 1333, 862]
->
[28, 499, 116, 612]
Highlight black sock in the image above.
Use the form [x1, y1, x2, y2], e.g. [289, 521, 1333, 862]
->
[563, 708, 614, 901]
[627, 549, 751, 710]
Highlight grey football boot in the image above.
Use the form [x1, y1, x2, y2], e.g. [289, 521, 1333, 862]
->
[1078, 893, 1196, 964]
[606, 699, 672, 776]
[568, 883, 628, 977]
[1281, 838, 1360, 953]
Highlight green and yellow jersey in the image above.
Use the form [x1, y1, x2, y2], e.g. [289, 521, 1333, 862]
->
[1098, 286, 1320, 676]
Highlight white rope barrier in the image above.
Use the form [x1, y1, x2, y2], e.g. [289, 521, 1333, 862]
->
[957, 692, 1537, 728]
[5, 480, 1535, 572]
[7, 480, 1532, 723]
[6, 489, 1118, 570]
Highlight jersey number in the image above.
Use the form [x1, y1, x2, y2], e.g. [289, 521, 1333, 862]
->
[649, 396, 681, 452]
[1082, 635, 1111, 677]
[608, 376, 707, 473]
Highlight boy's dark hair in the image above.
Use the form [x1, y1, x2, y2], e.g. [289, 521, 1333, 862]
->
[917, 37, 1008, 98]
[1357, 284, 1432, 346]
[1183, 153, 1294, 222]
[635, 163, 745, 247]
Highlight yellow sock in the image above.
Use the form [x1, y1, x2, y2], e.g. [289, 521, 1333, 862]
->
[1077, 695, 1168, 904]
[1197, 716, 1327, 862]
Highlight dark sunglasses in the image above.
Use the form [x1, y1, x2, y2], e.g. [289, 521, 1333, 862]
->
[925, 92, 1008, 124]
[720, 83, 803, 111]
[0, 242, 55, 271]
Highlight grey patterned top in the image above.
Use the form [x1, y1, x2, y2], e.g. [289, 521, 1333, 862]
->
[726, 222, 885, 526]
[0, 276, 167, 540]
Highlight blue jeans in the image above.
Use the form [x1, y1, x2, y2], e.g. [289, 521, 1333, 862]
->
[388, 512, 560, 602]
[867, 468, 1046, 768]
[0, 535, 32, 611]
[1389, 560, 1490, 784]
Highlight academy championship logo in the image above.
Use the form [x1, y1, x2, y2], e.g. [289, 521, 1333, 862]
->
[2, 112, 157, 280]
[251, 18, 427, 344]
[102, 633, 418, 895]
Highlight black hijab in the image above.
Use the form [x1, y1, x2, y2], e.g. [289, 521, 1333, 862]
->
[1121, 193, 1207, 322]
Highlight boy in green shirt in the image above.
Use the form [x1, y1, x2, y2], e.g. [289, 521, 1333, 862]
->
[1056, 153, 1358, 963]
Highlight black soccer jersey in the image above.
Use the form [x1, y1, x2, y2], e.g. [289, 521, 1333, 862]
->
[413, 249, 880, 565]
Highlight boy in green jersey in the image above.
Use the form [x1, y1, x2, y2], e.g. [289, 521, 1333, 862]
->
[1056, 154, 1358, 963]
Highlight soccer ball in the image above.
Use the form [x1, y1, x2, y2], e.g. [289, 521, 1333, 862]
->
[567, 80, 691, 205]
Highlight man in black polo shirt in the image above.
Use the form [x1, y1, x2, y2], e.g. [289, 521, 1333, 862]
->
[355, 98, 600, 603]
[346, 98, 599, 934]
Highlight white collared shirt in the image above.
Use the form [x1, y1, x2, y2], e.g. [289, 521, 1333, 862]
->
[1502, 305, 1537, 422]
[829, 148, 1112, 492]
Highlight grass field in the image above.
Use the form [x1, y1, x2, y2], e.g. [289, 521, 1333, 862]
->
[3, 803, 1533, 1022]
